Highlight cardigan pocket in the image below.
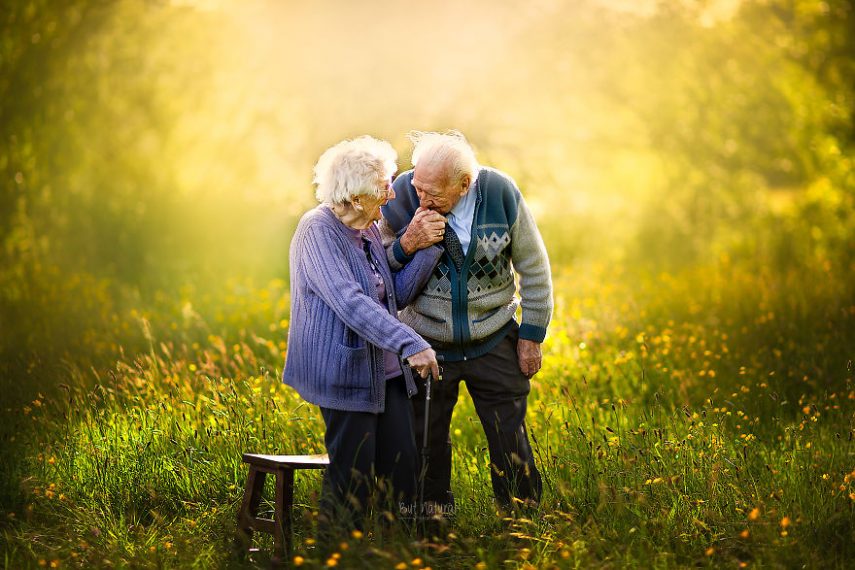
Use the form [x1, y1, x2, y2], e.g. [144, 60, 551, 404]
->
[421, 313, 446, 324]
[472, 306, 502, 323]
[331, 343, 371, 391]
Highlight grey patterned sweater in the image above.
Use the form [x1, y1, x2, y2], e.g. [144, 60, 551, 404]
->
[380, 167, 553, 361]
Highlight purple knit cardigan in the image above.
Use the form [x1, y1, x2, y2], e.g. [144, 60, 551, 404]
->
[282, 205, 442, 413]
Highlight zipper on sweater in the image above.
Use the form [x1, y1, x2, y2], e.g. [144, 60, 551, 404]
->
[457, 180, 482, 357]
[450, 178, 483, 360]
[447, 248, 472, 354]
[454, 264, 470, 347]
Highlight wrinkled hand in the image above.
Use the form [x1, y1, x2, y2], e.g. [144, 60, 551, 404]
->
[517, 339, 542, 377]
[400, 207, 447, 255]
[406, 347, 440, 380]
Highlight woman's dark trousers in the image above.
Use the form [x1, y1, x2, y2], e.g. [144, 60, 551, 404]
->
[318, 375, 417, 537]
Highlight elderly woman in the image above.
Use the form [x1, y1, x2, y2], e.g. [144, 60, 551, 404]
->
[283, 136, 442, 535]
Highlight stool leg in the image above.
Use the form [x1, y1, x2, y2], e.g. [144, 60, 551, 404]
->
[235, 466, 267, 556]
[272, 467, 295, 566]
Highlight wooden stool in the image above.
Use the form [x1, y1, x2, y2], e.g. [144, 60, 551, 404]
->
[236, 453, 329, 565]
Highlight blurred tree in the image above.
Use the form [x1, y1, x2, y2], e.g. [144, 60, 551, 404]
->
[0, 0, 238, 286]
[0, 0, 223, 372]
[619, 0, 854, 266]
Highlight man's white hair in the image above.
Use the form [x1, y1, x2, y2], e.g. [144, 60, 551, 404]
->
[313, 136, 398, 205]
[408, 130, 479, 185]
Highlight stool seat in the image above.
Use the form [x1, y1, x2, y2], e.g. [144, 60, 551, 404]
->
[242, 453, 330, 470]
[236, 452, 330, 567]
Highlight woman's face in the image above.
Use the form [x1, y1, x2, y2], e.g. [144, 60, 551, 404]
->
[356, 178, 395, 225]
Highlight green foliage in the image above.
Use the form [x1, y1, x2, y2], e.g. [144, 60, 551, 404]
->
[1, 0, 855, 567]
[615, 0, 855, 267]
[2, 0, 853, 376]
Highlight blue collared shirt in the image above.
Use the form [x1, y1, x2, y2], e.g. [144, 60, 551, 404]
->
[447, 172, 479, 253]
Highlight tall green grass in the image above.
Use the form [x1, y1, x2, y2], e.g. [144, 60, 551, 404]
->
[2, 259, 854, 568]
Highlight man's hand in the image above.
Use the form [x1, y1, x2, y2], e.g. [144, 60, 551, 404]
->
[407, 347, 440, 380]
[517, 339, 542, 377]
[399, 207, 446, 255]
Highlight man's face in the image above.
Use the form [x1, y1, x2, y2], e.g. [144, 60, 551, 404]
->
[411, 162, 469, 215]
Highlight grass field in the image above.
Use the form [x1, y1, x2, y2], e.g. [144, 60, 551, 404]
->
[2, 0, 853, 567]
[2, 257, 853, 569]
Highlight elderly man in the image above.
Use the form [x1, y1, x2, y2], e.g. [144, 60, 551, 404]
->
[380, 131, 553, 515]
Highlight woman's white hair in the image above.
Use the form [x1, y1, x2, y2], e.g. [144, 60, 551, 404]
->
[408, 130, 479, 185]
[313, 136, 398, 205]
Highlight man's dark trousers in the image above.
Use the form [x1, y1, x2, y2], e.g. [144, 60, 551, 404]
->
[412, 326, 542, 512]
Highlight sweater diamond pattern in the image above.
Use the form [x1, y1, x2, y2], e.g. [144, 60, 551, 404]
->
[467, 250, 512, 294]
[425, 230, 515, 297]
[425, 263, 453, 296]
[478, 231, 511, 261]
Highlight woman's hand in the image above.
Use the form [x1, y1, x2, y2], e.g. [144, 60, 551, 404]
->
[406, 347, 439, 379]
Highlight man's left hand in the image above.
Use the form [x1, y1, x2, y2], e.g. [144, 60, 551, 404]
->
[517, 339, 542, 377]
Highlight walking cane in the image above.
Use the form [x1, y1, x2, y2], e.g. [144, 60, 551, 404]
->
[417, 359, 442, 523]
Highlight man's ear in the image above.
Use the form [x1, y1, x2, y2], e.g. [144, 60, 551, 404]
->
[459, 175, 471, 195]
